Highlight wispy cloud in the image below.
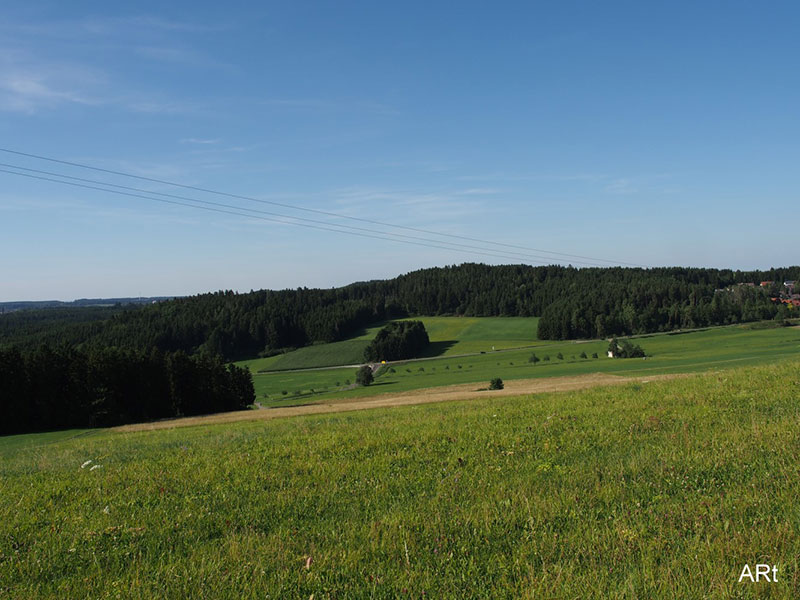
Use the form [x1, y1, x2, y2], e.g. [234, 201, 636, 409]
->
[133, 45, 233, 71]
[9, 15, 222, 38]
[0, 50, 104, 113]
[0, 12, 226, 115]
[604, 178, 637, 195]
[180, 138, 220, 145]
[324, 186, 491, 229]
[454, 188, 502, 196]
[259, 98, 400, 116]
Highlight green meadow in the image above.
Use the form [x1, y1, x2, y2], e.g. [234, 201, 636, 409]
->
[247, 323, 800, 406]
[2, 360, 799, 598]
[237, 316, 541, 373]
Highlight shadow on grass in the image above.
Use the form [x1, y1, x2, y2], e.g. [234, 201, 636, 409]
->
[420, 340, 458, 358]
[667, 329, 709, 336]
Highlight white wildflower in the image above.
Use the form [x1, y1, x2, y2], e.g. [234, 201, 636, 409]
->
[81, 460, 92, 469]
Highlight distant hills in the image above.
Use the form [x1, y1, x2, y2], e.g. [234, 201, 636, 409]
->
[2, 263, 799, 361]
[0, 297, 175, 313]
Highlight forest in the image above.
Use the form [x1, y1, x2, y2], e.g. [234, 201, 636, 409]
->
[0, 346, 254, 435]
[1, 264, 798, 362]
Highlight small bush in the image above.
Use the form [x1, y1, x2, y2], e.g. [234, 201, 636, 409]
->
[592, 353, 598, 359]
[281, 390, 288, 396]
[557, 353, 564, 360]
[543, 355, 550, 361]
[356, 365, 374, 386]
[580, 351, 587, 359]
[489, 378, 504, 390]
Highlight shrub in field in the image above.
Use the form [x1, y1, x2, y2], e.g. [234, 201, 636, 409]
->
[356, 365, 374, 386]
[608, 337, 646, 358]
[528, 353, 540, 365]
[557, 352, 564, 360]
[489, 377, 504, 390]
[543, 355, 550, 361]
[580, 351, 587, 359]
[592, 353, 598, 359]
[281, 390, 288, 396]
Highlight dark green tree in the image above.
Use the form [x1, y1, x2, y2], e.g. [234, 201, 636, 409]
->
[356, 365, 374, 386]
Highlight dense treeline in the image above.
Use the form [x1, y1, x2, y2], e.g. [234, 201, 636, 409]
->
[0, 346, 254, 435]
[0, 305, 138, 351]
[535, 272, 796, 339]
[2, 264, 798, 359]
[363, 321, 430, 361]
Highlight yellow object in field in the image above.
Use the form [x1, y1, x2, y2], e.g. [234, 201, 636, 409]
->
[381, 360, 386, 364]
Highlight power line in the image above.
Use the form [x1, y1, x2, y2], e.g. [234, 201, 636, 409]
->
[0, 161, 610, 267]
[0, 147, 651, 268]
[0, 167, 593, 266]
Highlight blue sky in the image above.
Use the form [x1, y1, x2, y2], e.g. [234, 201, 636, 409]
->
[1, 1, 798, 300]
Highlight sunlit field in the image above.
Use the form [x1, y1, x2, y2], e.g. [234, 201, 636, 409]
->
[2, 360, 799, 598]
[245, 322, 800, 407]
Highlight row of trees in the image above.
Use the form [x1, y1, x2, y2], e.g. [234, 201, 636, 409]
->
[0, 346, 254, 435]
[363, 321, 430, 362]
[2, 264, 798, 359]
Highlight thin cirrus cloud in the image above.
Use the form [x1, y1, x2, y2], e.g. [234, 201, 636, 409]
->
[0, 13, 225, 115]
[0, 50, 103, 113]
[133, 45, 234, 71]
[180, 138, 221, 145]
[9, 15, 221, 38]
[0, 52, 209, 116]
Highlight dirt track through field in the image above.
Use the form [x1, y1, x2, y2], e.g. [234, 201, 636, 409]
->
[115, 372, 688, 433]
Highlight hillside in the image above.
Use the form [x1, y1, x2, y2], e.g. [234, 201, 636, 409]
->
[3, 360, 798, 598]
[243, 321, 800, 407]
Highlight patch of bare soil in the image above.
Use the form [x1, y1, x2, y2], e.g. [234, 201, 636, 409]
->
[115, 372, 688, 433]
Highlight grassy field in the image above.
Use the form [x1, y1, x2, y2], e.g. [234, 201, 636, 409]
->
[236, 316, 541, 373]
[248, 323, 800, 406]
[2, 360, 799, 598]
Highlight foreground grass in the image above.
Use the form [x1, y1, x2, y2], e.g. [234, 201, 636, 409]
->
[2, 360, 800, 598]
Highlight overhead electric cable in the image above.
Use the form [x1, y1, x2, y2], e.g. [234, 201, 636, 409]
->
[0, 147, 651, 268]
[0, 167, 593, 266]
[0, 161, 610, 267]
